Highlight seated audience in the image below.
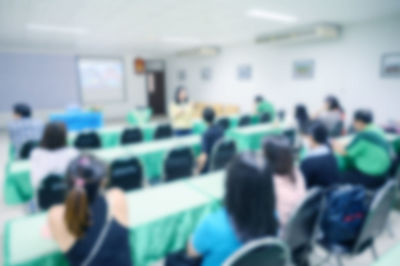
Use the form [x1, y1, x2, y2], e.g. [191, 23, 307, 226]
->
[254, 95, 275, 119]
[169, 86, 194, 136]
[315, 95, 344, 136]
[300, 121, 340, 188]
[8, 103, 43, 159]
[333, 109, 391, 189]
[48, 155, 132, 266]
[196, 107, 224, 173]
[263, 136, 306, 227]
[187, 153, 277, 266]
[31, 122, 78, 189]
[294, 104, 310, 134]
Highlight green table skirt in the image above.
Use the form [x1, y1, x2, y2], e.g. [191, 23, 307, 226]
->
[126, 108, 152, 126]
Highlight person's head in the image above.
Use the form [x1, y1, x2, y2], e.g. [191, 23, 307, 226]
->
[202, 107, 216, 125]
[325, 95, 341, 111]
[353, 109, 373, 131]
[225, 153, 277, 242]
[295, 104, 309, 122]
[255, 95, 264, 104]
[65, 155, 108, 238]
[305, 120, 329, 148]
[13, 103, 31, 119]
[263, 135, 295, 183]
[40, 122, 67, 150]
[175, 86, 188, 104]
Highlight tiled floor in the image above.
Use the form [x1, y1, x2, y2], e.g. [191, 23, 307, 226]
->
[0, 125, 399, 266]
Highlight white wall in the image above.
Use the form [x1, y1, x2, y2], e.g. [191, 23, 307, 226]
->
[166, 16, 400, 124]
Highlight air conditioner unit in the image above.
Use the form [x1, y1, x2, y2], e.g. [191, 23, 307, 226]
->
[256, 23, 342, 45]
[176, 46, 221, 57]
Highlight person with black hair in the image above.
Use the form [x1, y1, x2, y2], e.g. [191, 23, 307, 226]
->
[48, 155, 132, 266]
[169, 86, 194, 136]
[333, 109, 391, 189]
[294, 104, 310, 134]
[31, 122, 78, 189]
[187, 153, 277, 266]
[300, 120, 340, 188]
[263, 136, 306, 227]
[254, 95, 275, 120]
[315, 95, 344, 136]
[8, 103, 43, 158]
[196, 107, 224, 173]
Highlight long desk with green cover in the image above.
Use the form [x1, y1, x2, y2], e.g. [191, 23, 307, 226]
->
[3, 171, 225, 266]
[4, 135, 202, 205]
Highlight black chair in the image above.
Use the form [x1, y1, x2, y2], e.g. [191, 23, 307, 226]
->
[164, 147, 194, 182]
[318, 180, 397, 266]
[37, 174, 66, 210]
[216, 118, 230, 131]
[238, 115, 252, 127]
[109, 157, 143, 191]
[259, 112, 272, 123]
[283, 188, 325, 266]
[154, 124, 173, 140]
[20, 140, 39, 159]
[210, 139, 237, 171]
[120, 127, 143, 145]
[223, 237, 292, 266]
[74, 132, 101, 149]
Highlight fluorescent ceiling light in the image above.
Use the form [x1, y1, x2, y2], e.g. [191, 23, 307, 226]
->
[162, 37, 202, 44]
[246, 9, 298, 23]
[27, 24, 88, 35]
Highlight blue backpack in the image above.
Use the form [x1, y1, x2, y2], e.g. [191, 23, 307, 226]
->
[321, 185, 368, 245]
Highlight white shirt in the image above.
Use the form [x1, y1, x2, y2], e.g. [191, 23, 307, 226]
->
[31, 147, 79, 189]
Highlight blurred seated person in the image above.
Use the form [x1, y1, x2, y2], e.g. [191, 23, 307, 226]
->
[294, 104, 310, 134]
[264, 136, 306, 227]
[196, 107, 224, 174]
[8, 103, 43, 159]
[187, 153, 277, 266]
[254, 95, 275, 120]
[315, 95, 344, 136]
[31, 122, 79, 189]
[169, 86, 194, 136]
[48, 155, 132, 266]
[333, 109, 391, 189]
[300, 121, 340, 188]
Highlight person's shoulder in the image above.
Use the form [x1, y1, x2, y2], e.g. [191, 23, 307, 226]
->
[200, 208, 228, 230]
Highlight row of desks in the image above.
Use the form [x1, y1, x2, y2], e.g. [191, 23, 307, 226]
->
[4, 171, 225, 266]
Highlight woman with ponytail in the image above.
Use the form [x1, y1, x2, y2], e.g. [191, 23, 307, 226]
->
[48, 155, 132, 266]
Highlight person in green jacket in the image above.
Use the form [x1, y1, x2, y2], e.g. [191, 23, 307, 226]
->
[333, 109, 391, 189]
[254, 95, 275, 121]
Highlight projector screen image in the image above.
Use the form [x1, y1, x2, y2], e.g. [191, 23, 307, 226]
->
[77, 57, 125, 103]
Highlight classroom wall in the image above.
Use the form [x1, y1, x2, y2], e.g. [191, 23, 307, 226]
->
[165, 16, 400, 124]
[0, 50, 149, 129]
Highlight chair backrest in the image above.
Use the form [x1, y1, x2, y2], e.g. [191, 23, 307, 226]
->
[353, 180, 397, 253]
[74, 132, 101, 149]
[282, 129, 297, 148]
[259, 112, 272, 123]
[223, 237, 292, 266]
[121, 127, 143, 145]
[110, 157, 143, 191]
[20, 140, 39, 159]
[283, 188, 325, 253]
[217, 118, 230, 131]
[164, 146, 194, 182]
[210, 139, 237, 171]
[37, 174, 66, 210]
[154, 124, 173, 140]
[238, 115, 252, 127]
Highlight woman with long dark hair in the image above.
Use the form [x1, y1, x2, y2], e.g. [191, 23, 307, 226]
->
[316, 95, 345, 136]
[263, 135, 306, 227]
[48, 155, 132, 266]
[294, 104, 310, 134]
[169, 86, 194, 136]
[187, 153, 277, 266]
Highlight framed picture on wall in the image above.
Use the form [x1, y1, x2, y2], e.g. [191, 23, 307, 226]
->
[381, 53, 400, 78]
[293, 60, 315, 79]
[237, 64, 252, 80]
[178, 70, 186, 81]
[201, 67, 212, 81]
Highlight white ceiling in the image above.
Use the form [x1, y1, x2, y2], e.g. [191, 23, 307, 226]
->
[0, 0, 399, 54]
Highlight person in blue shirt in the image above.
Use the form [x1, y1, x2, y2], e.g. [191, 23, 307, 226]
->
[196, 107, 224, 173]
[187, 153, 278, 266]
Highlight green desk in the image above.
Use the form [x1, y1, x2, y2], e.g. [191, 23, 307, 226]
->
[126, 108, 152, 126]
[3, 173, 224, 266]
[372, 243, 400, 266]
[4, 135, 201, 205]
